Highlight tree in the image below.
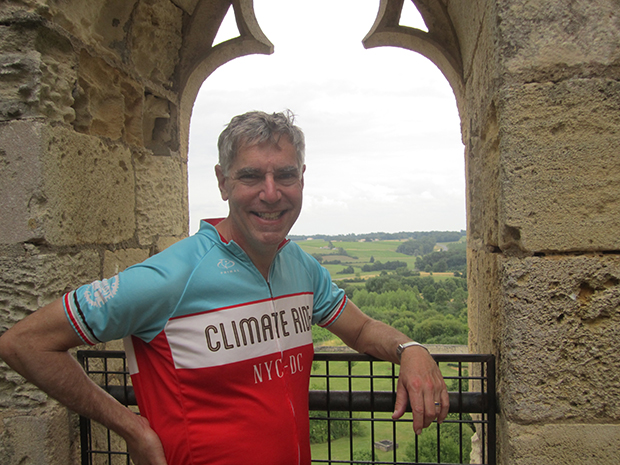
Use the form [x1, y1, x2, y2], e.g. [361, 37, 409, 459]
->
[433, 258, 448, 273]
[435, 288, 449, 304]
[421, 285, 436, 302]
[396, 236, 436, 256]
[392, 317, 416, 339]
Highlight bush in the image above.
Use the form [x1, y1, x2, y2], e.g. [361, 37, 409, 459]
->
[309, 411, 365, 443]
[404, 419, 473, 464]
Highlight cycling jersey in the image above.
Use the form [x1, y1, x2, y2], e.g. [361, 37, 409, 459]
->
[64, 219, 346, 465]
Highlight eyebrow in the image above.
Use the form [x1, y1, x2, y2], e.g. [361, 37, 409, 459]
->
[233, 166, 300, 177]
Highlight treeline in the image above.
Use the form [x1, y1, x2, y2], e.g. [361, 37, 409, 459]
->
[415, 241, 467, 274]
[396, 231, 465, 255]
[315, 271, 469, 346]
[290, 230, 466, 243]
[337, 260, 408, 275]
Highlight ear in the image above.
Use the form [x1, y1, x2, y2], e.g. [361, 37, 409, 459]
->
[215, 165, 229, 201]
[301, 164, 306, 189]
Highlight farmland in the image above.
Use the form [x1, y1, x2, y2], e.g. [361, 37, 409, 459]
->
[294, 238, 463, 280]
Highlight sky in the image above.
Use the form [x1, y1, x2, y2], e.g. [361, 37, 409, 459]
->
[187, 0, 465, 236]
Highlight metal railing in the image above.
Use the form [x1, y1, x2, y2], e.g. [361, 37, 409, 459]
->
[77, 350, 495, 465]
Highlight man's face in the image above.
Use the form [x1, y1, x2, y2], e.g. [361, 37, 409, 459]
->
[216, 136, 304, 257]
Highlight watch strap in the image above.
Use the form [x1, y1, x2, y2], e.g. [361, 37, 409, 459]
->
[397, 341, 427, 360]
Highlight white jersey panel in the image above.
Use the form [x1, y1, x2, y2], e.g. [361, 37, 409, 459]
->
[165, 294, 314, 370]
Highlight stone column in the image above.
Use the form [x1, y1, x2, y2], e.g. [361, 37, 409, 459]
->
[465, 1, 620, 463]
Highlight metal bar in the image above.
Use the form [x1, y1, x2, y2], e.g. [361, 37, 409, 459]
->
[102, 386, 489, 415]
[487, 355, 497, 465]
[309, 390, 487, 414]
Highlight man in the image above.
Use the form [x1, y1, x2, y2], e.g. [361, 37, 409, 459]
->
[0, 111, 449, 465]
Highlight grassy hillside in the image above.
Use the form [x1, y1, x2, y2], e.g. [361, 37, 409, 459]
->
[294, 239, 457, 280]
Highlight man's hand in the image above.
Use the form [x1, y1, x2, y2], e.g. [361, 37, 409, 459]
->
[327, 300, 450, 434]
[125, 416, 169, 465]
[391, 346, 449, 435]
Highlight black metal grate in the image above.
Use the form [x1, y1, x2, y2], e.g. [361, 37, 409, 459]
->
[77, 350, 495, 465]
[308, 352, 495, 465]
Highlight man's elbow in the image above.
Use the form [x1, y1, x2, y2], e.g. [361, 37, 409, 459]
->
[0, 327, 20, 367]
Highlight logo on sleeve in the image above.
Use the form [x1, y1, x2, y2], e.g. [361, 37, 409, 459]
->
[84, 276, 120, 307]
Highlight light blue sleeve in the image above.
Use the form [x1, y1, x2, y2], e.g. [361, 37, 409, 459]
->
[285, 244, 346, 327]
[65, 235, 211, 344]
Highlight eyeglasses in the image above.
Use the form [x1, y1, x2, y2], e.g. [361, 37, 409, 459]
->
[232, 166, 302, 187]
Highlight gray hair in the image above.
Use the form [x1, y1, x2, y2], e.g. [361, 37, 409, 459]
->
[217, 110, 305, 175]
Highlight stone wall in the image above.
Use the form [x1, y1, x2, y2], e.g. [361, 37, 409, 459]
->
[459, 1, 620, 464]
[0, 2, 188, 463]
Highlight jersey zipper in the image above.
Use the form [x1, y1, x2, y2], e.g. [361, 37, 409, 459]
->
[267, 256, 302, 465]
[227, 241, 303, 465]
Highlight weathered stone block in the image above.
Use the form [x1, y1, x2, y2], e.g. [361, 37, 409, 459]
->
[0, 249, 100, 322]
[42, 125, 136, 246]
[73, 50, 144, 144]
[156, 235, 183, 253]
[466, 101, 501, 250]
[130, 1, 182, 89]
[500, 419, 620, 465]
[0, 12, 78, 123]
[142, 93, 178, 155]
[0, 17, 43, 121]
[0, 405, 77, 465]
[467, 247, 502, 356]
[500, 254, 620, 423]
[0, 120, 45, 244]
[103, 248, 150, 279]
[0, 250, 100, 408]
[134, 151, 187, 246]
[36, 24, 77, 124]
[46, 0, 135, 64]
[449, 0, 492, 91]
[498, 78, 620, 253]
[498, 0, 620, 78]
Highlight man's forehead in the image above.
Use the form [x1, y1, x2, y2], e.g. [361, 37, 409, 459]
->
[239, 133, 292, 150]
[231, 138, 300, 171]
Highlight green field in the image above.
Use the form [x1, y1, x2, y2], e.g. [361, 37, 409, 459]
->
[295, 239, 455, 280]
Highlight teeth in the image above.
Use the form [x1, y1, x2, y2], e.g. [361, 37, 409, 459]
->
[257, 212, 281, 220]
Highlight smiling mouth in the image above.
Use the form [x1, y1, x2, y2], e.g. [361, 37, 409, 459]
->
[254, 211, 284, 220]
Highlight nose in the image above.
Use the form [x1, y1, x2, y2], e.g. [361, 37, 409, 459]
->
[259, 174, 282, 203]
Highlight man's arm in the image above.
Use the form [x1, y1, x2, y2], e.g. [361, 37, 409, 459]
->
[0, 298, 167, 465]
[327, 300, 450, 435]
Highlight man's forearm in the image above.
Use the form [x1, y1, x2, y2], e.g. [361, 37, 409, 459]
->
[4, 346, 138, 435]
[328, 301, 419, 363]
[0, 300, 145, 446]
[349, 317, 424, 364]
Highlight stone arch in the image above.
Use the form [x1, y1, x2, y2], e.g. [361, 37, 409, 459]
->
[176, 0, 274, 155]
[362, 0, 464, 115]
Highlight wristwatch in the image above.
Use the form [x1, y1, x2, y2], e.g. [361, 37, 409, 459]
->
[396, 341, 427, 360]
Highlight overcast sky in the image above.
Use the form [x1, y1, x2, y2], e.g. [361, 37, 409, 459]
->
[187, 0, 465, 236]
